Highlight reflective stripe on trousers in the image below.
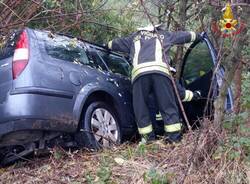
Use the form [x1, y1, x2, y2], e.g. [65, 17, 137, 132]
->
[138, 124, 153, 135]
[164, 123, 182, 133]
[156, 112, 163, 121]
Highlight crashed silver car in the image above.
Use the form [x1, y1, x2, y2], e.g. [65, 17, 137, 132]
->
[0, 28, 233, 165]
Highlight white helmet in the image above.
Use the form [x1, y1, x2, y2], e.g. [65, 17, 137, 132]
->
[137, 24, 162, 31]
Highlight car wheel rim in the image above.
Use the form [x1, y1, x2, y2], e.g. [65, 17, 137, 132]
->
[91, 108, 119, 147]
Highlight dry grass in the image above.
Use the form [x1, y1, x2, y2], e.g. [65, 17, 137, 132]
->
[0, 121, 248, 184]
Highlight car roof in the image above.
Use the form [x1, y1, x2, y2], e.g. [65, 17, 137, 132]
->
[25, 27, 126, 58]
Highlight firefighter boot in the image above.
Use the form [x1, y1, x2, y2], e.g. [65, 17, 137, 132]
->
[165, 132, 182, 144]
[140, 131, 156, 144]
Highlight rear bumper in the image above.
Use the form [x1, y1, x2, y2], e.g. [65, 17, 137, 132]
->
[0, 118, 77, 138]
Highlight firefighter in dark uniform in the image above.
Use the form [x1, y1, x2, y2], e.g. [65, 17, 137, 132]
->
[107, 24, 202, 143]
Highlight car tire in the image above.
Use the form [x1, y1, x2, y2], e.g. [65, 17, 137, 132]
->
[78, 101, 121, 150]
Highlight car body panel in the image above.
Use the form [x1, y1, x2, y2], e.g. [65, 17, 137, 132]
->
[73, 80, 134, 127]
[0, 57, 12, 104]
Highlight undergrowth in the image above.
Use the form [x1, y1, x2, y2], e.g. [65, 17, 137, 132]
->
[0, 120, 249, 184]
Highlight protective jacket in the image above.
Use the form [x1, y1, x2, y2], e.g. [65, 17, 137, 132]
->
[108, 28, 197, 82]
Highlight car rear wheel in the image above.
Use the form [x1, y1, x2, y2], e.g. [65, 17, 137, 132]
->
[78, 101, 121, 149]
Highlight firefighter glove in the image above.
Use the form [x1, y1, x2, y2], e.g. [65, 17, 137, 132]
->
[192, 90, 202, 101]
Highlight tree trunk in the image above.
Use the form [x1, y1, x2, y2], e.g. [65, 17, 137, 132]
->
[233, 61, 243, 114]
[175, 0, 188, 78]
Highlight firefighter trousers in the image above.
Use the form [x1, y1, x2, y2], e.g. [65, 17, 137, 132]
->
[132, 74, 182, 137]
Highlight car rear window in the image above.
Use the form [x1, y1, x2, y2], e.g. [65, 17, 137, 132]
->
[0, 31, 20, 60]
[96, 50, 130, 77]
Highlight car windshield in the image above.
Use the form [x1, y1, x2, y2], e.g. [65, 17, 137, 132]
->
[96, 49, 130, 77]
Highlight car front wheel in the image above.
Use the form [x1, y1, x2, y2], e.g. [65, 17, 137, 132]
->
[78, 101, 121, 149]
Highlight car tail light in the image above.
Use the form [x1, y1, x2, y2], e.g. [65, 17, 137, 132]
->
[12, 30, 29, 79]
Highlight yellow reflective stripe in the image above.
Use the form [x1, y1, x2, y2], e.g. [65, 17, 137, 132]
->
[131, 62, 170, 81]
[156, 112, 163, 121]
[164, 123, 182, 132]
[133, 61, 169, 71]
[133, 40, 141, 66]
[187, 90, 194, 101]
[138, 124, 153, 135]
[189, 31, 196, 42]
[183, 90, 193, 102]
[108, 41, 112, 49]
[155, 39, 162, 62]
[199, 70, 205, 76]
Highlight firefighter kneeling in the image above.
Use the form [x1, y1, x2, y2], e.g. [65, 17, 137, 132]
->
[106, 24, 203, 144]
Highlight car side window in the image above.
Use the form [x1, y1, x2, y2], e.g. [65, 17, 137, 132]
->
[86, 50, 108, 71]
[96, 50, 130, 77]
[182, 41, 213, 84]
[45, 37, 90, 65]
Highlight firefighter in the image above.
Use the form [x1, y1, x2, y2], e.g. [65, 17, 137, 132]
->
[106, 24, 203, 143]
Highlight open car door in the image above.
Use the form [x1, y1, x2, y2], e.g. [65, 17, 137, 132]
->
[180, 33, 233, 124]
